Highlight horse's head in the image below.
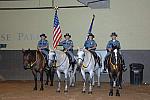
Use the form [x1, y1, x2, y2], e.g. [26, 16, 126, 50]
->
[48, 50, 56, 66]
[77, 48, 85, 66]
[110, 48, 118, 65]
[22, 49, 34, 70]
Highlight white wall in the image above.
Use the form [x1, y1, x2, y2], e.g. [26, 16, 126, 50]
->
[0, 0, 150, 50]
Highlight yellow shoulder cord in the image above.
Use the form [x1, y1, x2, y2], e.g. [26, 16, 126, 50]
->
[109, 54, 117, 70]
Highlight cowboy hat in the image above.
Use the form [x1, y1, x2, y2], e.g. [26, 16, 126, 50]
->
[40, 33, 47, 38]
[64, 33, 71, 38]
[110, 32, 118, 37]
[88, 33, 95, 38]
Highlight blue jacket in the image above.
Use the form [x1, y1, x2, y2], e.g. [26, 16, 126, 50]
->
[37, 39, 49, 51]
[84, 39, 97, 50]
[106, 40, 121, 50]
[60, 39, 73, 50]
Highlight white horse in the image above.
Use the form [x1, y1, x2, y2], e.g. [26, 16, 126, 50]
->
[77, 48, 102, 94]
[48, 50, 71, 92]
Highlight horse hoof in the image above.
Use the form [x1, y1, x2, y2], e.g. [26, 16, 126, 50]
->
[109, 92, 113, 96]
[119, 86, 122, 89]
[97, 85, 100, 88]
[50, 84, 53, 86]
[33, 87, 37, 90]
[45, 82, 48, 85]
[88, 91, 92, 94]
[71, 84, 75, 87]
[82, 91, 86, 93]
[64, 90, 68, 93]
[116, 92, 120, 96]
[40, 88, 44, 91]
[56, 90, 60, 93]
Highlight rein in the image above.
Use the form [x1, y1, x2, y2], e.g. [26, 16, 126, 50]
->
[30, 51, 45, 68]
[81, 51, 93, 69]
[109, 54, 117, 70]
[51, 51, 68, 68]
[109, 52, 121, 70]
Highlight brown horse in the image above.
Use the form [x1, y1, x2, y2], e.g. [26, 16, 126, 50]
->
[22, 49, 46, 90]
[107, 48, 123, 96]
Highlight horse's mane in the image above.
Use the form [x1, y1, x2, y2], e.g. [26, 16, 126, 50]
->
[54, 50, 68, 65]
[83, 50, 94, 66]
[36, 50, 45, 60]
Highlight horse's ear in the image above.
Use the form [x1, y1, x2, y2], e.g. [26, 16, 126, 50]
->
[77, 47, 80, 51]
[83, 48, 86, 51]
[28, 48, 30, 51]
[22, 48, 25, 53]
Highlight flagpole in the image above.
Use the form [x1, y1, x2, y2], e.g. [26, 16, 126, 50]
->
[88, 14, 95, 34]
[85, 14, 95, 41]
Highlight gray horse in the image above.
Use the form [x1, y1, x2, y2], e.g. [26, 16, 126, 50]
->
[77, 48, 102, 94]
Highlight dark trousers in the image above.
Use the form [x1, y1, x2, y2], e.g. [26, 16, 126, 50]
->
[88, 50, 101, 66]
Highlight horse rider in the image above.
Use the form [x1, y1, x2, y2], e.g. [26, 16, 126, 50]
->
[103, 32, 127, 73]
[84, 33, 101, 66]
[37, 33, 49, 66]
[59, 33, 76, 69]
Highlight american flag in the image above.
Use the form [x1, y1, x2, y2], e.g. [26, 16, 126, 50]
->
[53, 10, 62, 49]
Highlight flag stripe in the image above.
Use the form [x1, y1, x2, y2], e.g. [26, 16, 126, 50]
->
[52, 10, 62, 49]
[53, 30, 61, 44]
[53, 34, 62, 48]
[53, 26, 61, 41]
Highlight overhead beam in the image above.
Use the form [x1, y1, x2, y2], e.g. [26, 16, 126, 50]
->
[0, 5, 88, 10]
[0, 0, 27, 1]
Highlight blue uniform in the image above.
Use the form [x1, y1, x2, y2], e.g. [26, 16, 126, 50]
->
[60, 40, 73, 50]
[84, 39, 97, 51]
[84, 39, 99, 64]
[60, 39, 75, 63]
[37, 39, 49, 60]
[106, 40, 120, 50]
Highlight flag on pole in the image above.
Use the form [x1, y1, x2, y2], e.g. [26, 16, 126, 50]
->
[52, 10, 62, 49]
[88, 14, 95, 34]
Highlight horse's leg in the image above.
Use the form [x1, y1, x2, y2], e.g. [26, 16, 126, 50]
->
[68, 70, 72, 87]
[97, 67, 101, 87]
[32, 70, 37, 90]
[88, 70, 94, 94]
[50, 67, 55, 86]
[72, 64, 77, 87]
[56, 70, 61, 92]
[45, 69, 49, 85]
[116, 72, 121, 96]
[109, 72, 113, 96]
[92, 72, 95, 86]
[40, 70, 44, 91]
[119, 71, 123, 89]
[81, 69, 86, 93]
[72, 72, 76, 87]
[64, 70, 68, 93]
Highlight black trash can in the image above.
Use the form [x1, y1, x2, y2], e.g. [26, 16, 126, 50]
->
[130, 63, 144, 85]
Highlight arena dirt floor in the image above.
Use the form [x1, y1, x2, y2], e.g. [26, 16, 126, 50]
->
[0, 81, 150, 100]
